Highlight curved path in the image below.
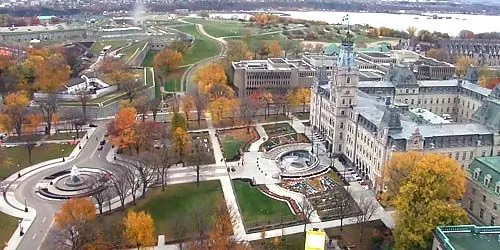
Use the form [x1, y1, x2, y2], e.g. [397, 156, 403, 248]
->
[2, 121, 117, 250]
[177, 19, 227, 94]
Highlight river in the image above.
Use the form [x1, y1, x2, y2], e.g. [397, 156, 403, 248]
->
[208, 11, 500, 36]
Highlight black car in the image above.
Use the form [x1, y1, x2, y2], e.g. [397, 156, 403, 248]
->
[89, 124, 98, 128]
[99, 140, 106, 145]
[97, 145, 104, 151]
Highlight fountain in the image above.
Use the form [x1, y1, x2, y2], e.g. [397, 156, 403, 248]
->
[64, 165, 86, 187]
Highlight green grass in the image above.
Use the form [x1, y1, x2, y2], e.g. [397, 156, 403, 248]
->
[47, 132, 85, 140]
[184, 18, 253, 38]
[174, 24, 220, 65]
[251, 233, 306, 250]
[163, 68, 186, 92]
[0, 212, 18, 246]
[0, 143, 76, 179]
[90, 40, 129, 54]
[233, 181, 294, 224]
[119, 41, 147, 63]
[222, 138, 244, 161]
[142, 50, 158, 67]
[99, 181, 224, 241]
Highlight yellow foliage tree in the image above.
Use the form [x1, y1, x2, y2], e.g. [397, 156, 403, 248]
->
[209, 97, 231, 122]
[123, 210, 155, 249]
[25, 47, 71, 94]
[208, 200, 249, 250]
[269, 40, 281, 57]
[455, 56, 476, 78]
[173, 127, 189, 160]
[182, 95, 195, 122]
[193, 63, 227, 94]
[295, 88, 311, 112]
[387, 152, 468, 250]
[0, 91, 30, 136]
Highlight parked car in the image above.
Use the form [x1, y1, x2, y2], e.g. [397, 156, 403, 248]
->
[89, 124, 98, 128]
[99, 140, 106, 145]
[97, 145, 104, 151]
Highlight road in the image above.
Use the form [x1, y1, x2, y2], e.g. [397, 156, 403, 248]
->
[13, 121, 115, 250]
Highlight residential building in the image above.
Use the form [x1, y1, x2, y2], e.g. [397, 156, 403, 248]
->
[310, 32, 500, 191]
[439, 39, 500, 66]
[432, 225, 500, 250]
[463, 157, 500, 226]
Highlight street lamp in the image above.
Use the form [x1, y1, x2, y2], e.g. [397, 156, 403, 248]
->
[62, 149, 65, 162]
[18, 219, 24, 236]
[17, 165, 21, 178]
[24, 198, 28, 212]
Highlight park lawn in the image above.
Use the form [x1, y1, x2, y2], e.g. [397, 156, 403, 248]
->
[0, 143, 75, 179]
[184, 18, 252, 38]
[251, 233, 306, 250]
[0, 212, 18, 246]
[90, 40, 129, 54]
[233, 181, 294, 225]
[219, 128, 258, 161]
[119, 41, 147, 63]
[99, 181, 224, 242]
[174, 24, 220, 65]
[141, 50, 158, 67]
[48, 132, 85, 140]
[163, 68, 186, 92]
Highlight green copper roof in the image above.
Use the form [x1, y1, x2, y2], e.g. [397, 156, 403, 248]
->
[435, 225, 500, 250]
[467, 157, 500, 197]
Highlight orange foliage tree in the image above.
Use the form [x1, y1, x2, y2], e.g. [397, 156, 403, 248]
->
[25, 47, 71, 94]
[108, 107, 137, 153]
[193, 63, 227, 94]
[153, 48, 183, 84]
[208, 200, 248, 250]
[123, 210, 155, 249]
[182, 95, 195, 122]
[0, 91, 30, 136]
[54, 198, 97, 250]
[268, 40, 281, 57]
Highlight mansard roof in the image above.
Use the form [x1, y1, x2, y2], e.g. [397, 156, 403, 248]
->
[384, 65, 417, 86]
[464, 65, 479, 84]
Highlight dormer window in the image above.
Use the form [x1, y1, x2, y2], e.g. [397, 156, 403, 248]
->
[496, 182, 500, 195]
[484, 174, 492, 187]
[473, 168, 481, 180]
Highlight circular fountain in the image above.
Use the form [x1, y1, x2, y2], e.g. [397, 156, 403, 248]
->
[277, 149, 328, 179]
[36, 165, 111, 200]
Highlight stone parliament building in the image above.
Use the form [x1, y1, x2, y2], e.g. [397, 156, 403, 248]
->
[310, 33, 500, 192]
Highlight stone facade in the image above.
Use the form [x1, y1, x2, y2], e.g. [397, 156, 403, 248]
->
[440, 39, 500, 66]
[463, 157, 500, 226]
[310, 33, 500, 191]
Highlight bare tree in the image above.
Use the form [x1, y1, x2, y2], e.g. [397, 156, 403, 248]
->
[121, 161, 141, 205]
[157, 146, 171, 191]
[25, 132, 38, 165]
[300, 187, 316, 233]
[121, 78, 142, 103]
[337, 187, 353, 231]
[171, 215, 187, 250]
[193, 91, 207, 126]
[37, 94, 57, 135]
[90, 175, 110, 215]
[169, 95, 180, 113]
[356, 194, 379, 243]
[149, 98, 161, 121]
[78, 91, 91, 122]
[239, 95, 261, 133]
[189, 138, 208, 187]
[189, 206, 211, 246]
[134, 95, 150, 122]
[111, 169, 128, 209]
[132, 152, 158, 198]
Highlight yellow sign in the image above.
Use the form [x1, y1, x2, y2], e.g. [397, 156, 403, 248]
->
[305, 230, 327, 250]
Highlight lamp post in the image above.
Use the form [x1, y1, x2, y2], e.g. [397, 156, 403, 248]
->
[17, 165, 21, 178]
[24, 198, 28, 212]
[18, 219, 24, 236]
[62, 149, 65, 162]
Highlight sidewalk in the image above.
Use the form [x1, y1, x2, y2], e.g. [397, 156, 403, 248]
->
[1, 128, 96, 250]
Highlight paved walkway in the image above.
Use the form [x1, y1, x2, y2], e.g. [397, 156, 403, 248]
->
[0, 128, 96, 250]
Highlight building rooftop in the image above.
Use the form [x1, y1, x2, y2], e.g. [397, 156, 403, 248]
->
[409, 108, 451, 124]
[434, 225, 500, 250]
[232, 58, 315, 71]
[415, 56, 454, 67]
[461, 81, 492, 96]
[0, 24, 84, 33]
[363, 52, 391, 58]
[391, 122, 492, 140]
[476, 157, 500, 174]
[419, 80, 458, 87]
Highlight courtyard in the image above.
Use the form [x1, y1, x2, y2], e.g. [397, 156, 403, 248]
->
[218, 128, 259, 161]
